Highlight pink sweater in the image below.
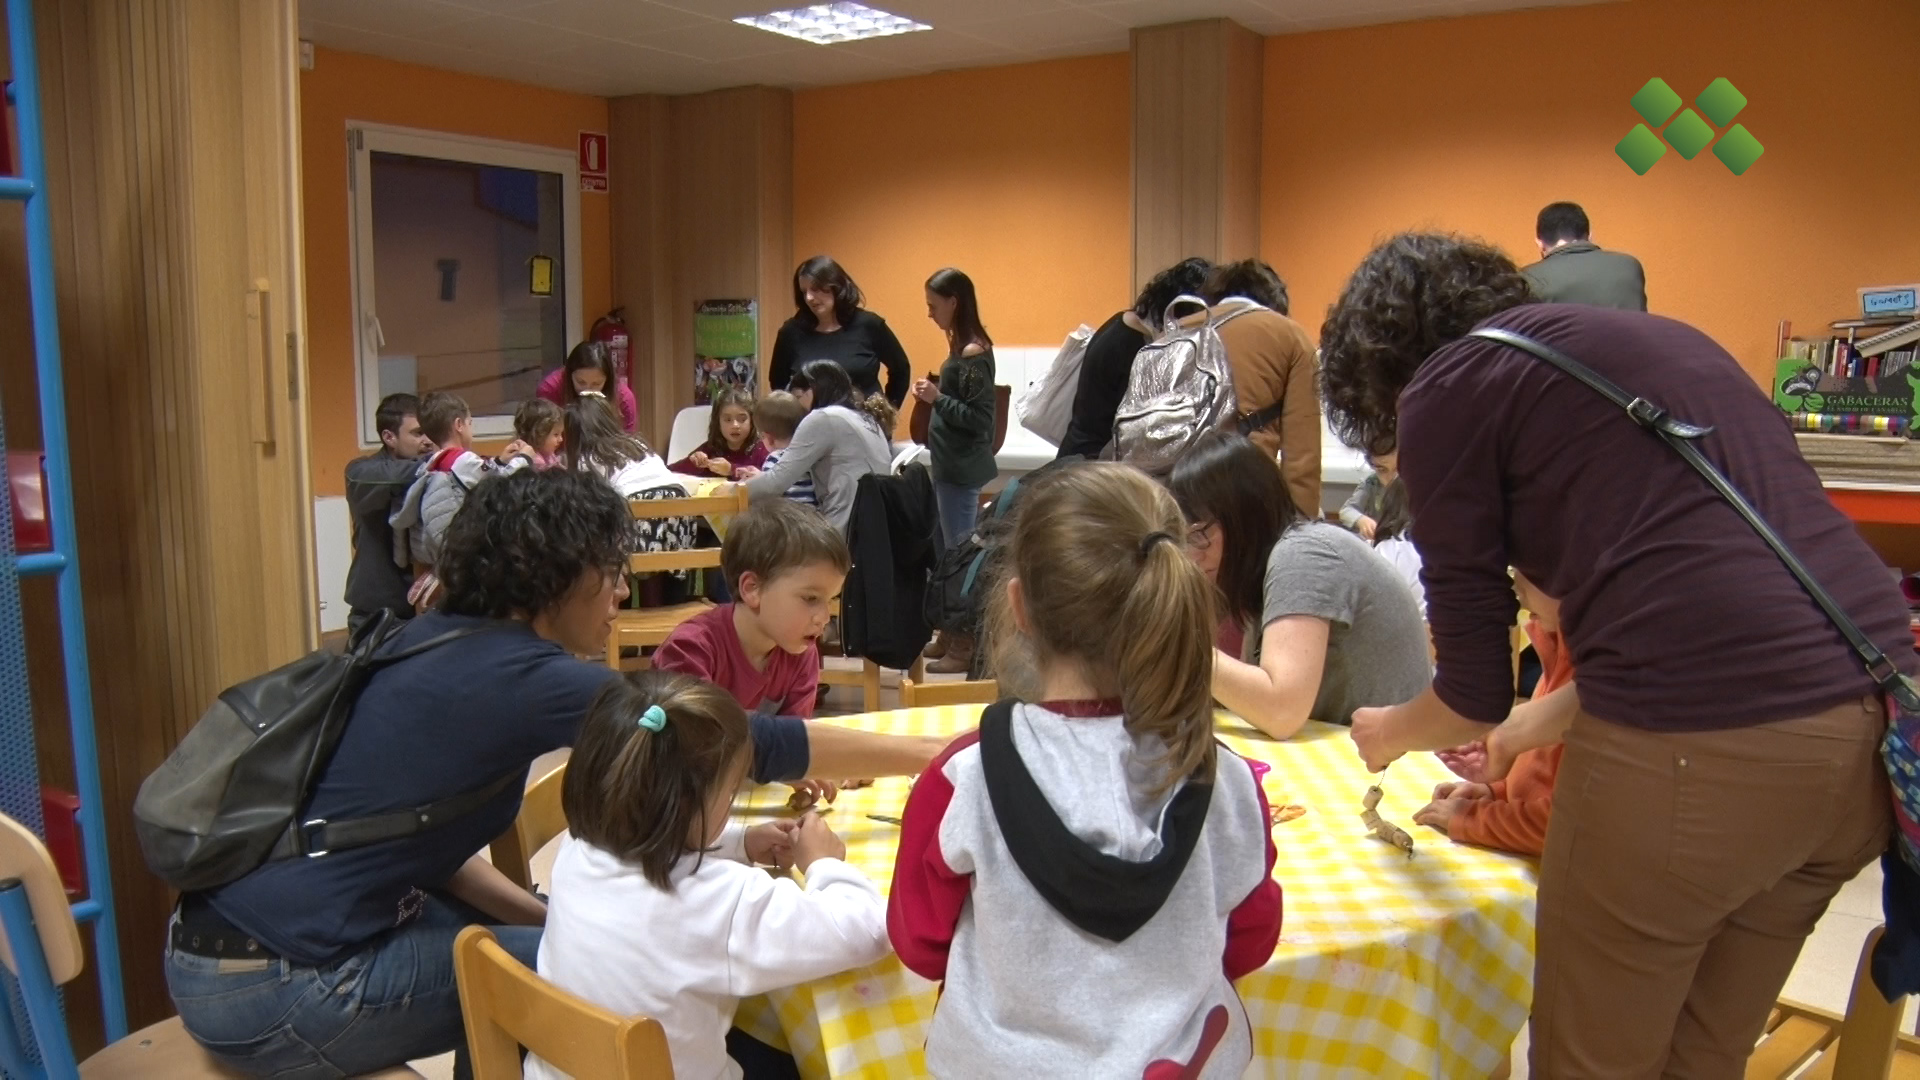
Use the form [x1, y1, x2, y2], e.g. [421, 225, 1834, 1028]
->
[536, 369, 639, 433]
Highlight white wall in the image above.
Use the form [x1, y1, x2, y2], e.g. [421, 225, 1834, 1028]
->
[314, 496, 351, 633]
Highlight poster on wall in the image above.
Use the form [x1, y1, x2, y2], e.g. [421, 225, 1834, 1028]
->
[693, 299, 758, 404]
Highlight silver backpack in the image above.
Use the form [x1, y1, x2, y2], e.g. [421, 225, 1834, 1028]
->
[1111, 295, 1265, 475]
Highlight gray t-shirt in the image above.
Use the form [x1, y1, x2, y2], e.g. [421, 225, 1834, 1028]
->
[1255, 521, 1431, 725]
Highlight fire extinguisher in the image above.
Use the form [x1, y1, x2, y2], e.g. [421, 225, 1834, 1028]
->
[591, 307, 631, 388]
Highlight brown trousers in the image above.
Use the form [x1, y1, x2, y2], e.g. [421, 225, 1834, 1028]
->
[1531, 696, 1891, 1079]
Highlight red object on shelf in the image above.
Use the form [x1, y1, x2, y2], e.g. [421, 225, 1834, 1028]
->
[8, 450, 50, 553]
[40, 788, 82, 897]
[1828, 487, 1920, 527]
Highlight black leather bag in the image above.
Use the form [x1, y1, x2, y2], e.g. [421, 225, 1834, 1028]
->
[134, 612, 504, 891]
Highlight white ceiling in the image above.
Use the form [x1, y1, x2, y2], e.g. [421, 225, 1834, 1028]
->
[299, 0, 1613, 97]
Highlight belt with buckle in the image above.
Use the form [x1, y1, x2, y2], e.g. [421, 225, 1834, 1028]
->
[171, 895, 279, 961]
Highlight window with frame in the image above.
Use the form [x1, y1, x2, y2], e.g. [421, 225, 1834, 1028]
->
[349, 125, 582, 443]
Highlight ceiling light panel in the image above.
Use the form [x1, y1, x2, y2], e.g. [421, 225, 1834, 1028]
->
[735, 3, 932, 45]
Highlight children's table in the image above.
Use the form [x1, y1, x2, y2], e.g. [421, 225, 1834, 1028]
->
[731, 709, 1538, 1078]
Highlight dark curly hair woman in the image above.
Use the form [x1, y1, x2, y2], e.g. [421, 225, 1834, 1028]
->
[167, 466, 948, 1078]
[1328, 232, 1910, 1076]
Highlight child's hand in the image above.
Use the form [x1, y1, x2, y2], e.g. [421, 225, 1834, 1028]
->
[744, 821, 797, 868]
[1431, 780, 1492, 802]
[792, 811, 846, 871]
[1413, 797, 1473, 833]
[691, 451, 710, 469]
[735, 466, 762, 481]
[788, 779, 839, 807]
[707, 458, 734, 477]
[1357, 515, 1377, 541]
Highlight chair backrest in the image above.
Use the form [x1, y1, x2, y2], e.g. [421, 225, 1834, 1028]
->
[489, 760, 568, 893]
[454, 925, 673, 1080]
[626, 488, 747, 574]
[901, 678, 998, 708]
[666, 406, 711, 463]
[0, 814, 83, 985]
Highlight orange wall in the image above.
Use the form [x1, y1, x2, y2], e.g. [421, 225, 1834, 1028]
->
[300, 47, 611, 496]
[1263, 0, 1920, 384]
[792, 54, 1132, 404]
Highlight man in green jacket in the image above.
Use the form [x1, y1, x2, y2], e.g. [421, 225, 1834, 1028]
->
[1523, 201, 1647, 311]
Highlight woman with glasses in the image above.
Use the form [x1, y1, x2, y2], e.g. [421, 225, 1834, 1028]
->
[1169, 431, 1430, 740]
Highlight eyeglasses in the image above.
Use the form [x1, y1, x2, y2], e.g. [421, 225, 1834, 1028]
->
[1186, 523, 1216, 551]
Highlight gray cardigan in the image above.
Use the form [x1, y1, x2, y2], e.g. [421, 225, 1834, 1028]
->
[742, 405, 892, 530]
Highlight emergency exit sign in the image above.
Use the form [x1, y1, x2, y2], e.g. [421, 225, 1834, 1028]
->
[579, 131, 608, 192]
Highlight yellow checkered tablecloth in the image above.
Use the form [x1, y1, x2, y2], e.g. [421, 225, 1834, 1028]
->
[732, 708, 1538, 1079]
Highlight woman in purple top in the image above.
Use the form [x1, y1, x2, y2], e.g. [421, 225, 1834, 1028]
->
[1320, 232, 1908, 1076]
[538, 339, 640, 433]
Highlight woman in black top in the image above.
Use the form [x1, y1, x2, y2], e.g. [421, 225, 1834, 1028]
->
[1054, 257, 1212, 460]
[769, 256, 912, 408]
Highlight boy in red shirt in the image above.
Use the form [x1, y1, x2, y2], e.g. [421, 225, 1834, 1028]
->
[652, 498, 946, 784]
[1414, 571, 1574, 857]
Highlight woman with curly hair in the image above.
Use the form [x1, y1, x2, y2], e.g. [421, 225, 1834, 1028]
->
[1326, 231, 1908, 1076]
[166, 468, 946, 1077]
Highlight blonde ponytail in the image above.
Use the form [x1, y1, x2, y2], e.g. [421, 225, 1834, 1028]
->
[991, 463, 1219, 795]
[1116, 532, 1218, 789]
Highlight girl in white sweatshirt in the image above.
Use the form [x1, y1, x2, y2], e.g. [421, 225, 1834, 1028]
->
[888, 463, 1283, 1078]
[529, 671, 890, 1080]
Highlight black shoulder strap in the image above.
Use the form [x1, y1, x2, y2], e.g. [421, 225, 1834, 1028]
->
[1468, 326, 1920, 709]
[271, 768, 523, 860]
[1236, 400, 1287, 436]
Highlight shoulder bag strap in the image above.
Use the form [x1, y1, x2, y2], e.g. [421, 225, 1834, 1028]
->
[1468, 326, 1920, 709]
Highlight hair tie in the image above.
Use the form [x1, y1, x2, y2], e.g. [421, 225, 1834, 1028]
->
[636, 705, 668, 733]
[1138, 531, 1176, 560]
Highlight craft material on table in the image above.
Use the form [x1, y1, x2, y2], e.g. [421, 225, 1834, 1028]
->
[728, 708, 1538, 1078]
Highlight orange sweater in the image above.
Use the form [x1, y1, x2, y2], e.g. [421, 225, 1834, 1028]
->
[1447, 621, 1574, 857]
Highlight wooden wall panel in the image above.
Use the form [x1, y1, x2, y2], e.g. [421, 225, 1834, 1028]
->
[610, 86, 791, 442]
[1131, 18, 1263, 290]
[607, 94, 675, 443]
[15, 0, 312, 1037]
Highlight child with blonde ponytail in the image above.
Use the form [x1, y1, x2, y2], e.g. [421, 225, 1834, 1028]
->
[887, 463, 1282, 1078]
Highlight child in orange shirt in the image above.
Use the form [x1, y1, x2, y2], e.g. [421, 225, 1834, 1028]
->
[1413, 571, 1574, 857]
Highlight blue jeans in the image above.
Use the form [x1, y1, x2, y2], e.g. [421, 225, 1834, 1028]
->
[166, 895, 541, 1079]
[933, 481, 982, 555]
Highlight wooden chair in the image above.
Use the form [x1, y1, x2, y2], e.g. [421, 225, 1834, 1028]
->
[489, 759, 568, 893]
[819, 597, 926, 712]
[0, 813, 422, 1079]
[900, 678, 998, 708]
[454, 926, 672, 1079]
[605, 487, 748, 670]
[1747, 925, 1920, 1079]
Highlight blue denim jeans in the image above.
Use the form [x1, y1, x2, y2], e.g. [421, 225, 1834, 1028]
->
[165, 894, 541, 1079]
[933, 481, 982, 555]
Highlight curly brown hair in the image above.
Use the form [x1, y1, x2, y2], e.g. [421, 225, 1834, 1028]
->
[1318, 232, 1536, 457]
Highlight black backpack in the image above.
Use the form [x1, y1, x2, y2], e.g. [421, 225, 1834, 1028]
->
[134, 612, 509, 891]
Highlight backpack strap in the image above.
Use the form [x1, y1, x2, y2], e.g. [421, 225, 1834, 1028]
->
[1235, 400, 1287, 437]
[1467, 326, 1920, 710]
[274, 768, 522, 859]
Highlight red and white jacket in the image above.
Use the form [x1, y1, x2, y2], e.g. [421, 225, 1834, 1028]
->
[888, 700, 1282, 1078]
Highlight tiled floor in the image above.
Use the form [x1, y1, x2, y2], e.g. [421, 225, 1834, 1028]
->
[413, 667, 1906, 1078]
